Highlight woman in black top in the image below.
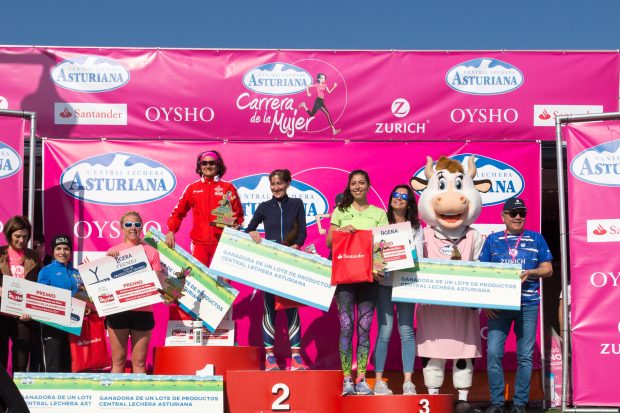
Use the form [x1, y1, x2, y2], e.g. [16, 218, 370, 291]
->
[246, 169, 307, 371]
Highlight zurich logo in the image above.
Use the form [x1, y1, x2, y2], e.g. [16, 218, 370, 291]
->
[242, 63, 313, 95]
[0, 141, 22, 179]
[570, 138, 620, 187]
[412, 154, 524, 206]
[446, 58, 524, 95]
[70, 313, 81, 322]
[232, 173, 328, 231]
[51, 55, 130, 93]
[60, 152, 176, 205]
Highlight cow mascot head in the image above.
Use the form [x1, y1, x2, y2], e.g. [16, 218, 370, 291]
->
[409, 155, 492, 413]
[411, 155, 491, 241]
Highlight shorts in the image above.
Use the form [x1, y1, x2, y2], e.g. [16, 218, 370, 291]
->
[105, 311, 155, 331]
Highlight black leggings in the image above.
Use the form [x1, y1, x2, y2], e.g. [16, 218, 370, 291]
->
[0, 315, 33, 372]
[307, 98, 335, 128]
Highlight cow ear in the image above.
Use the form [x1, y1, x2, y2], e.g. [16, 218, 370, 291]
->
[410, 177, 428, 192]
[474, 179, 492, 194]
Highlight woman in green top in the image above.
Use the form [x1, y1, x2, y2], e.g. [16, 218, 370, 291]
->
[326, 170, 388, 396]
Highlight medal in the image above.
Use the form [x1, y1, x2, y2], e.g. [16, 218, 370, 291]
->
[505, 231, 524, 262]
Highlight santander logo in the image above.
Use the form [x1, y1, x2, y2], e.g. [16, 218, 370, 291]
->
[337, 253, 365, 259]
[538, 109, 551, 120]
[593, 224, 607, 235]
[59, 107, 73, 118]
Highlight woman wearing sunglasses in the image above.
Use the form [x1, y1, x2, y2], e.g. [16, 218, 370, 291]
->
[373, 185, 424, 395]
[166, 150, 244, 267]
[106, 211, 163, 373]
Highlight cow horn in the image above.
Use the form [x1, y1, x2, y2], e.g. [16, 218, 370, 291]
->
[467, 156, 477, 179]
[424, 156, 434, 180]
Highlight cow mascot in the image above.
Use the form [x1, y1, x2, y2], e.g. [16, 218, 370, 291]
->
[410, 156, 491, 413]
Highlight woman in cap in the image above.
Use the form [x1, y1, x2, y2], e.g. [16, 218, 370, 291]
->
[37, 234, 79, 372]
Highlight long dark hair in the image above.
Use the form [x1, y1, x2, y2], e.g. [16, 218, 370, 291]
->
[338, 170, 370, 212]
[387, 184, 420, 230]
[195, 150, 227, 178]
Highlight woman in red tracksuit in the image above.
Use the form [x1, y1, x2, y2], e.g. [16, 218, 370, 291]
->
[165, 150, 244, 266]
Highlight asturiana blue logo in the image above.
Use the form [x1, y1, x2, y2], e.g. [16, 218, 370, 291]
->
[412, 154, 525, 206]
[60, 152, 176, 205]
[232, 173, 328, 231]
[570, 138, 620, 187]
[242, 63, 313, 95]
[445, 58, 524, 95]
[0, 141, 22, 179]
[51, 55, 130, 93]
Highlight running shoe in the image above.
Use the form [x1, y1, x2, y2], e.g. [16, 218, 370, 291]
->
[342, 378, 355, 396]
[289, 354, 307, 371]
[354, 379, 373, 395]
[402, 381, 417, 395]
[264, 354, 279, 371]
[373, 380, 393, 395]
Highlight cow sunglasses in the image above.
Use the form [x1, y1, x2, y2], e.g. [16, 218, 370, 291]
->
[392, 192, 409, 201]
[123, 222, 143, 228]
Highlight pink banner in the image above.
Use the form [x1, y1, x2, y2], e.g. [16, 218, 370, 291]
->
[0, 47, 617, 141]
[0, 116, 24, 227]
[566, 121, 620, 406]
[43, 140, 541, 370]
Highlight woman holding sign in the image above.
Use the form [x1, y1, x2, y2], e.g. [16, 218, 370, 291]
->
[246, 169, 308, 371]
[37, 234, 79, 372]
[326, 170, 387, 395]
[0, 215, 41, 373]
[373, 185, 424, 395]
[106, 211, 163, 373]
[166, 150, 244, 266]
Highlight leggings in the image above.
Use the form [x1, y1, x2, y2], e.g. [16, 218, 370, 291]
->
[307, 98, 336, 128]
[336, 282, 378, 377]
[262, 292, 301, 349]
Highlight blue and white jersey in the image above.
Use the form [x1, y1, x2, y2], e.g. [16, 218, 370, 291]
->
[479, 230, 552, 306]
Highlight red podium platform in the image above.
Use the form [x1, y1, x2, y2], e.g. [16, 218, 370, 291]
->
[226, 370, 454, 413]
[226, 370, 342, 413]
[152, 346, 261, 375]
[342, 394, 453, 413]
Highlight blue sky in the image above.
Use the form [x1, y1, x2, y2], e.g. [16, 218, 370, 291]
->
[1, 0, 619, 50]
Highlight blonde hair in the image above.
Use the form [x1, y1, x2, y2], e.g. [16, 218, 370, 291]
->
[120, 211, 142, 226]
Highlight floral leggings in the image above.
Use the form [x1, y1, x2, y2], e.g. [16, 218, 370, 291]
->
[335, 282, 378, 377]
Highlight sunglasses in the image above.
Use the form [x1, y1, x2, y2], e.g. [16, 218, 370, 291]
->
[201, 160, 217, 166]
[392, 192, 409, 201]
[505, 210, 527, 218]
[123, 222, 143, 228]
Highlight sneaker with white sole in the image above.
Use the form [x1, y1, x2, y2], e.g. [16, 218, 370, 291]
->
[402, 381, 417, 395]
[354, 379, 373, 395]
[373, 380, 393, 395]
[289, 354, 307, 371]
[342, 378, 355, 396]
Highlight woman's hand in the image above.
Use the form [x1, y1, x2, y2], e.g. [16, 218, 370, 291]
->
[19, 314, 31, 321]
[249, 231, 262, 244]
[338, 225, 356, 233]
[372, 270, 385, 282]
[165, 231, 176, 249]
[107, 250, 119, 258]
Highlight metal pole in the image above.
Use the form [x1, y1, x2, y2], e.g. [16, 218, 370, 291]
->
[555, 115, 571, 412]
[0, 109, 37, 248]
[556, 111, 620, 413]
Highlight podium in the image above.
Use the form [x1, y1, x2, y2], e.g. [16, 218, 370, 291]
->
[152, 346, 261, 375]
[226, 370, 454, 413]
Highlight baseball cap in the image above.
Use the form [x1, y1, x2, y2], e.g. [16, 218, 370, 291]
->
[503, 197, 526, 211]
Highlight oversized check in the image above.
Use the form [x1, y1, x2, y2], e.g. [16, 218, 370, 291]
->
[391, 258, 522, 310]
[15, 373, 224, 413]
[143, 228, 238, 333]
[1, 276, 72, 324]
[372, 222, 416, 271]
[77, 245, 163, 316]
[210, 227, 335, 311]
[39, 298, 87, 335]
